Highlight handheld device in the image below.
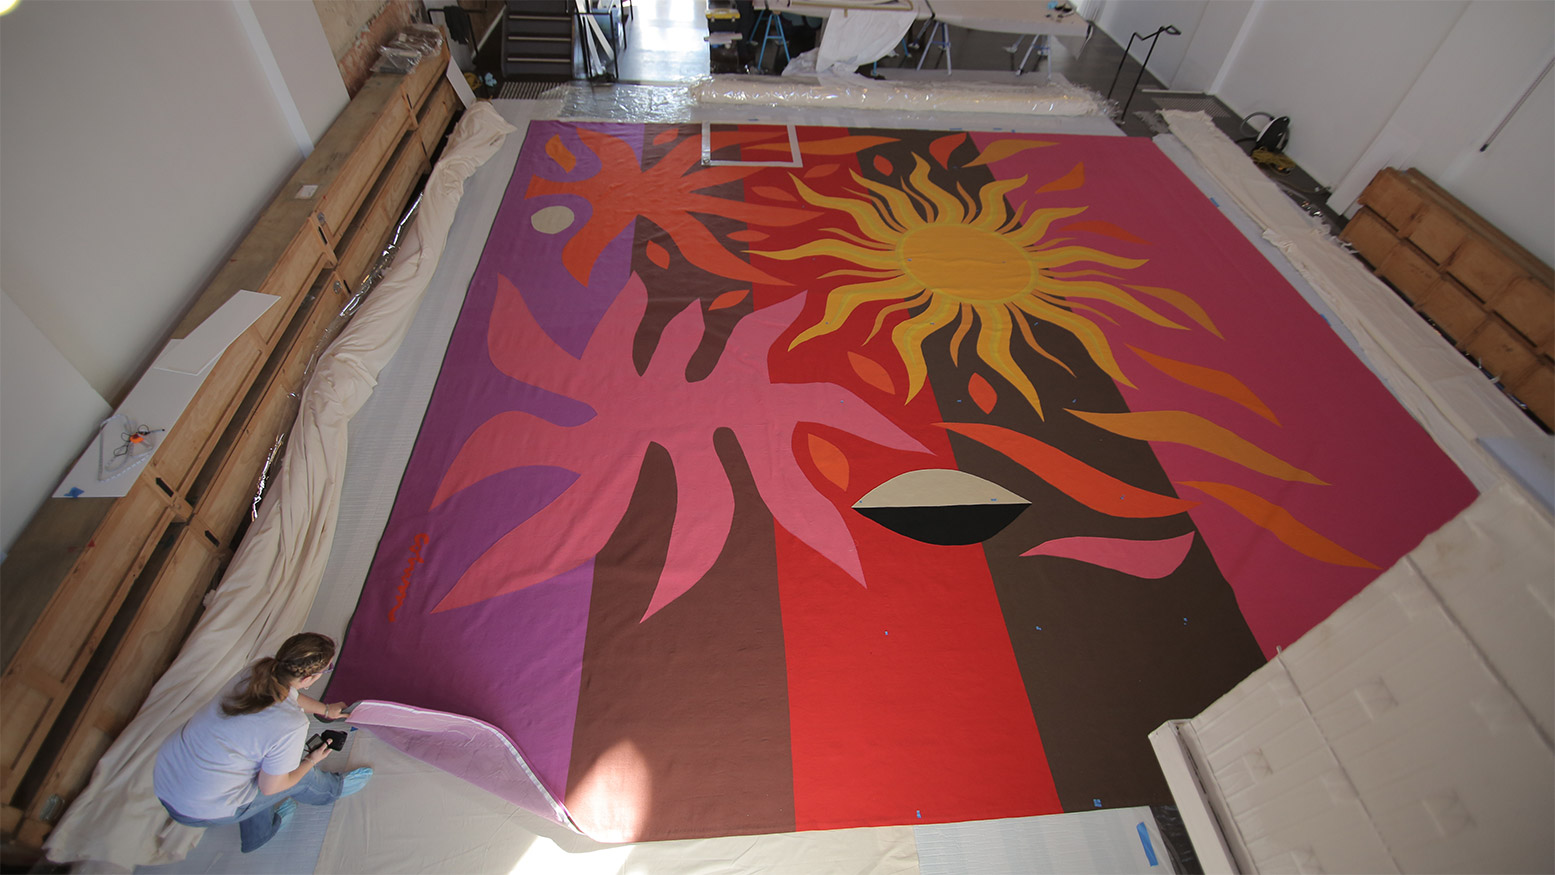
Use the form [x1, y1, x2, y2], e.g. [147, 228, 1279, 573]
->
[303, 729, 349, 757]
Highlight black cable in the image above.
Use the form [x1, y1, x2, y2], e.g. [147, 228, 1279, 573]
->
[1240, 111, 1275, 139]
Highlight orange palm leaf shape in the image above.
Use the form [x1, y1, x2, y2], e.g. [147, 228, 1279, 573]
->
[526, 128, 817, 286]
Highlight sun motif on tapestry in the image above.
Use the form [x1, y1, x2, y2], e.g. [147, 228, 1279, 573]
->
[753, 142, 1377, 572]
[759, 154, 1217, 419]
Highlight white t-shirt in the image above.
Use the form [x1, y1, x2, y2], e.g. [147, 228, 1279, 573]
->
[152, 671, 309, 819]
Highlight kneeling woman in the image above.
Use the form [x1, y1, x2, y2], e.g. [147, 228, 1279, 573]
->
[153, 632, 371, 852]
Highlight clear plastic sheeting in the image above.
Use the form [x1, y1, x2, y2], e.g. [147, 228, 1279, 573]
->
[692, 72, 1110, 116]
[560, 81, 701, 124]
[555, 80, 1121, 135]
[373, 22, 446, 73]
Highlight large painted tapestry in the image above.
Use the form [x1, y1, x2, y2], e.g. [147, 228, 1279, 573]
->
[329, 123, 1477, 841]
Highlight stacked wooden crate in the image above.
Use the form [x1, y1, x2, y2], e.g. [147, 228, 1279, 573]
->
[0, 44, 459, 858]
[1341, 167, 1553, 430]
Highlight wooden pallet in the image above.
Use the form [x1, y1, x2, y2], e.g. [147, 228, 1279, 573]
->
[1342, 167, 1554, 430]
[0, 43, 458, 855]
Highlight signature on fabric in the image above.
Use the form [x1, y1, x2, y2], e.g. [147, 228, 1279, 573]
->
[388, 533, 429, 622]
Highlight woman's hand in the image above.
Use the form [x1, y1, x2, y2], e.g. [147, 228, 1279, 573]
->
[306, 744, 331, 767]
[323, 702, 349, 720]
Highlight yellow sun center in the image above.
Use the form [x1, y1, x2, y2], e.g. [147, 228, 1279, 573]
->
[898, 224, 1034, 304]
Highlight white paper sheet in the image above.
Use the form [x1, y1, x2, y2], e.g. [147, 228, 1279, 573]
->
[52, 291, 278, 499]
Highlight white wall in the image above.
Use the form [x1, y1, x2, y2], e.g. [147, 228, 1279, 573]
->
[1093, 0, 1209, 88]
[1094, 0, 1554, 265]
[1330, 1, 1554, 265]
[1171, 0, 1251, 94]
[244, 0, 353, 150]
[0, 0, 348, 553]
[1213, 0, 1470, 191]
[0, 291, 111, 555]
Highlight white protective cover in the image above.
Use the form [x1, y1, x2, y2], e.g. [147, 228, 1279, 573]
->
[814, 8, 916, 74]
[41, 102, 517, 868]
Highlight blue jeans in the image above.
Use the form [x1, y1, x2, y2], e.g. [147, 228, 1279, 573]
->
[160, 768, 348, 852]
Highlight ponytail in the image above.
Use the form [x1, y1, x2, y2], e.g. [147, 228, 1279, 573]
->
[221, 632, 336, 716]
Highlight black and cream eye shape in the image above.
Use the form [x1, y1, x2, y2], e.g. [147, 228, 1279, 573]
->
[852, 469, 1030, 546]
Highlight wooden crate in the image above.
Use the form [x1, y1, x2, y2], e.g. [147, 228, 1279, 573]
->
[417, 79, 462, 161]
[0, 41, 455, 854]
[0, 480, 179, 795]
[187, 271, 352, 548]
[314, 76, 416, 246]
[1346, 167, 1553, 430]
[149, 225, 333, 497]
[11, 528, 225, 849]
[336, 137, 432, 291]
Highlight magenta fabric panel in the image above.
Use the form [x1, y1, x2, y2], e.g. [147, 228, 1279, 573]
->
[346, 701, 574, 828]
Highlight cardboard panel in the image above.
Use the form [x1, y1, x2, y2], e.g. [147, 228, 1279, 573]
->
[1464, 317, 1538, 384]
[1291, 570, 1553, 875]
[1189, 661, 1397, 874]
[1378, 241, 1443, 306]
[1419, 276, 1488, 343]
[1507, 364, 1553, 428]
[1488, 277, 1554, 347]
[1188, 494, 1555, 875]
[1448, 236, 1524, 301]
[1409, 485, 1555, 740]
[1405, 202, 1470, 266]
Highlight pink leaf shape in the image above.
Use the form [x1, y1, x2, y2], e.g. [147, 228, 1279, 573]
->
[1021, 533, 1195, 579]
[432, 272, 930, 621]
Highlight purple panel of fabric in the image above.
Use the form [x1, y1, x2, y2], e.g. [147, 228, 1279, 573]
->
[347, 701, 576, 829]
[328, 124, 643, 801]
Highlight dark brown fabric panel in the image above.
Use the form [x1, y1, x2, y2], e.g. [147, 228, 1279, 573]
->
[565, 426, 795, 837]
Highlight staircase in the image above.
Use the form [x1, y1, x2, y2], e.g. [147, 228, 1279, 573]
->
[502, 0, 575, 80]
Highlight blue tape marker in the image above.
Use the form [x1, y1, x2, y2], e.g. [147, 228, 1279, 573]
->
[1137, 822, 1159, 866]
[1093, 798, 1102, 808]
[65, 487, 83, 498]
[1034, 625, 1042, 631]
[916, 810, 922, 818]
[1210, 197, 1220, 207]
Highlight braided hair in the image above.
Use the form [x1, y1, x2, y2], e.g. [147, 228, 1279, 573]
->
[221, 632, 336, 717]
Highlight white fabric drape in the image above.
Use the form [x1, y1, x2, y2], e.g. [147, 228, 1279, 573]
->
[815, 8, 916, 74]
[42, 102, 516, 869]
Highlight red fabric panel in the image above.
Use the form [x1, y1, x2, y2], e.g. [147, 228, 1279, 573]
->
[776, 506, 1063, 829]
